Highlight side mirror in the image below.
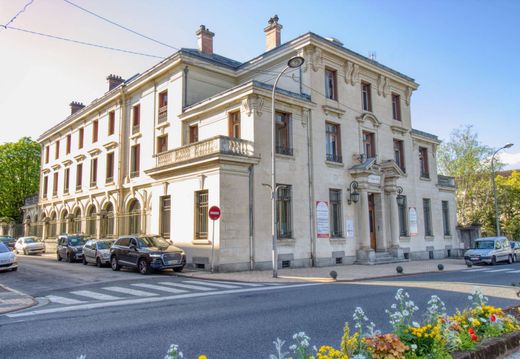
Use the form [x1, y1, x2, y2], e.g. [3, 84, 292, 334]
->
[129, 243, 137, 250]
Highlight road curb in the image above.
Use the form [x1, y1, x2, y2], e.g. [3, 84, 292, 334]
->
[0, 283, 37, 315]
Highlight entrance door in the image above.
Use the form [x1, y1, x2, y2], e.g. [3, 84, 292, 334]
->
[368, 193, 376, 250]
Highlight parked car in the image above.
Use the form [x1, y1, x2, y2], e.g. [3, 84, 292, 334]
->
[464, 237, 513, 266]
[14, 236, 45, 255]
[110, 235, 186, 274]
[0, 236, 16, 250]
[57, 235, 89, 263]
[0, 242, 18, 272]
[511, 241, 520, 262]
[83, 239, 114, 267]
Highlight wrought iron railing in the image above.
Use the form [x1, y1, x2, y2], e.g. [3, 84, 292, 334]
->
[158, 105, 168, 123]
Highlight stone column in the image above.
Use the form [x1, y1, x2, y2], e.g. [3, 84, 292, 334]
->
[95, 212, 102, 239]
[356, 190, 374, 263]
[388, 190, 403, 259]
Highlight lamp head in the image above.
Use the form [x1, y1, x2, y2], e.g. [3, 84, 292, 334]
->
[287, 56, 304, 69]
[504, 143, 514, 149]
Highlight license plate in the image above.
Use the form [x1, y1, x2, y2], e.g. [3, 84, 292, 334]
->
[0, 260, 8, 264]
[470, 257, 479, 261]
[167, 260, 179, 265]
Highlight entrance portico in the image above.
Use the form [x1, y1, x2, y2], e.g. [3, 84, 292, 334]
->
[349, 159, 405, 264]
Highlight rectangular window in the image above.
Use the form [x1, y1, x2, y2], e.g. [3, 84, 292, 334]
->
[275, 112, 292, 155]
[329, 189, 343, 237]
[160, 196, 171, 239]
[423, 198, 433, 237]
[130, 144, 140, 178]
[363, 131, 376, 159]
[132, 105, 140, 134]
[43, 176, 48, 197]
[361, 82, 372, 112]
[325, 122, 342, 162]
[79, 128, 84, 149]
[325, 68, 338, 100]
[393, 139, 405, 172]
[45, 146, 49, 164]
[90, 158, 98, 187]
[157, 135, 168, 154]
[55, 140, 60, 159]
[76, 163, 83, 190]
[228, 111, 241, 139]
[108, 111, 115, 135]
[189, 125, 199, 144]
[392, 93, 401, 121]
[158, 91, 168, 123]
[64, 168, 70, 194]
[66, 134, 71, 154]
[53, 172, 58, 196]
[398, 195, 408, 236]
[92, 120, 99, 143]
[106, 152, 114, 183]
[276, 184, 292, 239]
[195, 190, 208, 239]
[442, 200, 451, 236]
[419, 147, 430, 178]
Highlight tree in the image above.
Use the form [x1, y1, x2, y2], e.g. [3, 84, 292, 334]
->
[0, 137, 40, 221]
[437, 125, 496, 232]
[496, 171, 520, 240]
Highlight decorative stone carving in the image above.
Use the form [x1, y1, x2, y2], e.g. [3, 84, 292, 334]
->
[352, 64, 360, 85]
[302, 46, 322, 73]
[405, 86, 413, 105]
[343, 60, 360, 86]
[241, 95, 264, 117]
[377, 75, 390, 98]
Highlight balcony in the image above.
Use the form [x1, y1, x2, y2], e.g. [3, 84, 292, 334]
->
[326, 153, 342, 163]
[158, 105, 168, 123]
[132, 124, 140, 135]
[276, 146, 293, 156]
[438, 175, 456, 188]
[151, 136, 256, 174]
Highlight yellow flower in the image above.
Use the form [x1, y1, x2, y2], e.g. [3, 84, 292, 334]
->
[198, 356, 208, 359]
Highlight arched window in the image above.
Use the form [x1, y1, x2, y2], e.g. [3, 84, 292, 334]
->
[72, 208, 81, 234]
[60, 210, 68, 235]
[86, 206, 97, 237]
[49, 212, 57, 238]
[127, 200, 141, 235]
[34, 215, 41, 237]
[100, 203, 115, 239]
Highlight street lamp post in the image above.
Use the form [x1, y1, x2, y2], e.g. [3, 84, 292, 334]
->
[271, 56, 304, 278]
[491, 143, 513, 236]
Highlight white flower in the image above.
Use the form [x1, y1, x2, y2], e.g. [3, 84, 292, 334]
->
[413, 321, 420, 328]
[411, 344, 417, 351]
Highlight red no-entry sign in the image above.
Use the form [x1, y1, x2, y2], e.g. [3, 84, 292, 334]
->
[209, 206, 221, 220]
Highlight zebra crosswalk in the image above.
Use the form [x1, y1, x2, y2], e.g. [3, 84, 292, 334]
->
[463, 267, 520, 274]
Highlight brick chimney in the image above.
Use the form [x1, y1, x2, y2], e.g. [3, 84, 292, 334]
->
[106, 74, 124, 91]
[264, 15, 282, 51]
[196, 25, 215, 55]
[69, 101, 85, 115]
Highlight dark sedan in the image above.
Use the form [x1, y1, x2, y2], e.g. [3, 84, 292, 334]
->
[0, 236, 16, 250]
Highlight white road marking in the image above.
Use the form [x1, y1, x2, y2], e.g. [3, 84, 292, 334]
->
[158, 282, 215, 291]
[183, 280, 240, 289]
[7, 283, 321, 318]
[463, 268, 488, 272]
[507, 270, 520, 273]
[103, 286, 159, 297]
[201, 279, 263, 287]
[45, 295, 85, 305]
[70, 290, 121, 301]
[131, 283, 188, 294]
[485, 268, 513, 273]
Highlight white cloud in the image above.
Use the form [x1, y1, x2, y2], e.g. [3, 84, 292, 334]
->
[499, 152, 520, 170]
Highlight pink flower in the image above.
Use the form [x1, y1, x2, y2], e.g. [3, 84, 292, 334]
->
[490, 314, 497, 322]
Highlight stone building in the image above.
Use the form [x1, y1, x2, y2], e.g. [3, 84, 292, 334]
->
[25, 17, 459, 271]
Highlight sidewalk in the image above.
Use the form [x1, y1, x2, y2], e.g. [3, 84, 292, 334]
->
[0, 284, 37, 314]
[178, 258, 468, 283]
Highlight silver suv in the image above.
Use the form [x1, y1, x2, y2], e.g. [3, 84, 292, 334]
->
[464, 237, 513, 265]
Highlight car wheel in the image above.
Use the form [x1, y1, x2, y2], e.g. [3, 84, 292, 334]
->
[173, 266, 184, 273]
[11, 267, 18, 272]
[508, 255, 513, 264]
[111, 256, 120, 271]
[57, 252, 62, 261]
[23, 249, 27, 255]
[82, 256, 88, 265]
[96, 257, 102, 268]
[491, 256, 497, 265]
[15, 249, 19, 254]
[138, 259, 150, 275]
[515, 254, 518, 263]
[67, 252, 74, 263]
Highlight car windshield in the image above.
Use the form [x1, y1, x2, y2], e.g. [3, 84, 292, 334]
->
[24, 238, 36, 244]
[68, 236, 89, 246]
[0, 243, 9, 253]
[475, 240, 495, 249]
[97, 241, 112, 250]
[137, 236, 170, 249]
[0, 236, 13, 241]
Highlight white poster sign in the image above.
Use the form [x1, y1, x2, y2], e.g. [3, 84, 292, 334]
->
[368, 174, 381, 184]
[316, 201, 329, 238]
[409, 207, 418, 236]
[346, 218, 354, 238]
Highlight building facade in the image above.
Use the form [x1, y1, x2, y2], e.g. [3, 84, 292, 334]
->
[25, 17, 459, 271]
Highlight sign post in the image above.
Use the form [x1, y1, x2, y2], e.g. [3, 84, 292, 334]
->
[208, 205, 221, 273]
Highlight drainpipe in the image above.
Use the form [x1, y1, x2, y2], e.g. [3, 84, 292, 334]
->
[306, 109, 316, 267]
[248, 164, 255, 270]
[182, 66, 189, 110]
[117, 85, 127, 234]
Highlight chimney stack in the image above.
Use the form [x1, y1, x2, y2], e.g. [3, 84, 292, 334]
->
[69, 101, 85, 115]
[264, 15, 282, 51]
[106, 74, 124, 91]
[196, 25, 215, 55]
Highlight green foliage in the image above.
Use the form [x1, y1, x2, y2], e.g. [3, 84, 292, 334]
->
[496, 171, 520, 240]
[0, 137, 40, 221]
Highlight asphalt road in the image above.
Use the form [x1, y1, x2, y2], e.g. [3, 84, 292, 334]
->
[1, 256, 519, 359]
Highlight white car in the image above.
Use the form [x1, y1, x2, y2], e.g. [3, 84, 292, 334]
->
[15, 236, 45, 255]
[0, 242, 18, 271]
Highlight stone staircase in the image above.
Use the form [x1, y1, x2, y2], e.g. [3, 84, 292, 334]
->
[356, 250, 409, 265]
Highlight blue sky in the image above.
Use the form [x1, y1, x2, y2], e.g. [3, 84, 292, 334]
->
[1, 0, 519, 166]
